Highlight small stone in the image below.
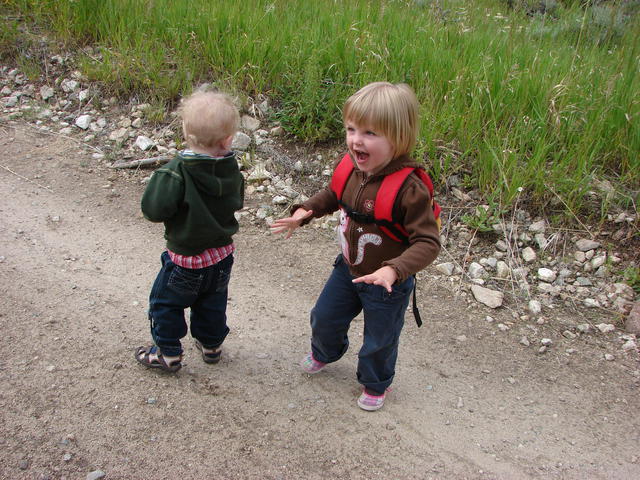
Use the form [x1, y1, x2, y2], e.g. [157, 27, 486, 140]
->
[468, 262, 487, 279]
[435, 262, 455, 276]
[134, 135, 155, 151]
[538, 346, 547, 354]
[624, 302, 640, 335]
[46, 365, 55, 372]
[495, 240, 508, 252]
[456, 397, 464, 408]
[529, 220, 546, 233]
[63, 453, 73, 462]
[522, 247, 537, 263]
[496, 261, 511, 279]
[576, 238, 601, 252]
[621, 339, 637, 351]
[471, 285, 503, 309]
[147, 397, 157, 405]
[40, 85, 54, 100]
[537, 268, 557, 283]
[270, 126, 284, 136]
[86, 471, 106, 480]
[604, 353, 615, 361]
[456, 335, 467, 342]
[75, 114, 92, 130]
[61, 79, 79, 92]
[497, 323, 509, 331]
[584, 298, 600, 308]
[18, 459, 29, 470]
[232, 132, 251, 151]
[562, 330, 577, 339]
[241, 115, 261, 131]
[528, 300, 542, 315]
[541, 338, 553, 346]
[78, 89, 90, 102]
[519, 337, 530, 347]
[577, 324, 591, 333]
[596, 323, 615, 333]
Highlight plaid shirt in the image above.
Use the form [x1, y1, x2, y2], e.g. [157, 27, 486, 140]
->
[168, 244, 234, 269]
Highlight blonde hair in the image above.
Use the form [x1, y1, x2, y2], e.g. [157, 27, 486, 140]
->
[343, 82, 419, 157]
[179, 91, 240, 149]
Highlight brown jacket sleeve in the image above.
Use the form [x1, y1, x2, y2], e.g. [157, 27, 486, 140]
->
[381, 174, 441, 281]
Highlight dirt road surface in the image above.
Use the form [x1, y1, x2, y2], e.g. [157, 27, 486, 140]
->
[1, 123, 639, 480]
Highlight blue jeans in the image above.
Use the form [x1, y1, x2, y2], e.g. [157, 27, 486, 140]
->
[309, 255, 414, 394]
[148, 251, 233, 357]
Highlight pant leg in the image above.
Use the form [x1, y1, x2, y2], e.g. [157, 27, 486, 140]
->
[190, 254, 234, 348]
[149, 251, 202, 356]
[310, 255, 363, 363]
[356, 275, 414, 393]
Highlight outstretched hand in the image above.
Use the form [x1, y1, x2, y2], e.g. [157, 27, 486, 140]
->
[269, 208, 313, 239]
[352, 266, 398, 293]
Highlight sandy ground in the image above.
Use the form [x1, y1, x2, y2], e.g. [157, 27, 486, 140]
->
[1, 122, 639, 480]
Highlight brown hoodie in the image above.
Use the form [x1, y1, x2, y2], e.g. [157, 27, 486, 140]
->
[296, 154, 441, 282]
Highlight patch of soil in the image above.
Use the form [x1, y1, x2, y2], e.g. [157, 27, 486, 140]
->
[0, 123, 639, 479]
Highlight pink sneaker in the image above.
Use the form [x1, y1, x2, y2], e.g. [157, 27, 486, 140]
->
[300, 353, 326, 374]
[357, 389, 386, 411]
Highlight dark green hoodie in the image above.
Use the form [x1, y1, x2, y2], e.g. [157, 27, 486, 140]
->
[141, 150, 244, 256]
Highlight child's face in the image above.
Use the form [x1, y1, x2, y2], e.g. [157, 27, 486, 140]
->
[345, 120, 395, 176]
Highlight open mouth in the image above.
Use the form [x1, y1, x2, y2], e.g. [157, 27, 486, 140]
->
[353, 150, 369, 163]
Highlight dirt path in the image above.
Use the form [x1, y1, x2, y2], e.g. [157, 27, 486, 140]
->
[1, 123, 639, 480]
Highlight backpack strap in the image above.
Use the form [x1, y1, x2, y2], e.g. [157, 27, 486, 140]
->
[374, 167, 415, 243]
[329, 154, 354, 200]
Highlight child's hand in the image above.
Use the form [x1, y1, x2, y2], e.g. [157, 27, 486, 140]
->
[352, 266, 398, 293]
[270, 208, 313, 239]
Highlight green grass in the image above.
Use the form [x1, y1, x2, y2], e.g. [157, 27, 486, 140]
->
[2, 0, 638, 221]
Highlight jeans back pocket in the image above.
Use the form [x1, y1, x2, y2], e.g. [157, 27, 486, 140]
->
[168, 266, 203, 295]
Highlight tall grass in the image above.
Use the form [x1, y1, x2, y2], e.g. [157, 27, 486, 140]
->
[3, 0, 638, 219]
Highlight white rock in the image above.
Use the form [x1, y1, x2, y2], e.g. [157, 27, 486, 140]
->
[591, 254, 607, 269]
[519, 337, 530, 347]
[495, 240, 509, 252]
[471, 285, 504, 309]
[537, 268, 557, 283]
[574, 251, 586, 263]
[40, 85, 54, 100]
[435, 262, 455, 276]
[78, 89, 90, 102]
[528, 300, 542, 315]
[604, 353, 615, 361]
[621, 339, 637, 351]
[60, 79, 79, 92]
[74, 114, 92, 130]
[577, 324, 591, 333]
[241, 115, 261, 132]
[134, 135, 155, 151]
[529, 220, 546, 233]
[541, 338, 553, 346]
[596, 323, 615, 333]
[522, 247, 537, 263]
[584, 298, 600, 308]
[468, 262, 487, 279]
[496, 261, 511, 279]
[232, 132, 251, 151]
[576, 238, 601, 251]
[272, 195, 288, 205]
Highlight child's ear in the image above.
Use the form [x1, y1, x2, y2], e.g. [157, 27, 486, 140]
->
[221, 135, 234, 150]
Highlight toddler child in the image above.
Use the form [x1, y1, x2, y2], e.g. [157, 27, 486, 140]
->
[135, 90, 244, 373]
[271, 82, 440, 410]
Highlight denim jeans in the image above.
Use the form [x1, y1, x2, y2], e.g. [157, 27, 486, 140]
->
[148, 251, 233, 356]
[309, 254, 414, 394]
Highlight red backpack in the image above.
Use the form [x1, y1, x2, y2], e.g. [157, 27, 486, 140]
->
[330, 154, 442, 243]
[329, 153, 442, 327]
